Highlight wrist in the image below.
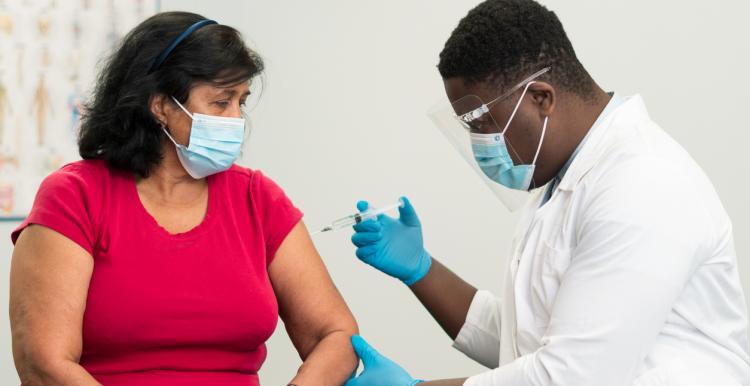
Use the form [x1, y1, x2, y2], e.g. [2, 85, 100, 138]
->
[403, 250, 432, 286]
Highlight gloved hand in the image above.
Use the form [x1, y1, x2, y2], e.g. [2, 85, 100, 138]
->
[345, 335, 422, 386]
[351, 196, 432, 286]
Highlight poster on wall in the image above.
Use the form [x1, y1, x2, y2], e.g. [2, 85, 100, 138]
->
[0, 0, 160, 220]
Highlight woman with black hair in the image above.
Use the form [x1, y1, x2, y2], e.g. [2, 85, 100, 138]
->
[9, 12, 358, 386]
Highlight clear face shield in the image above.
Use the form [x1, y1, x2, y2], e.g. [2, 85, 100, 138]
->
[427, 67, 551, 211]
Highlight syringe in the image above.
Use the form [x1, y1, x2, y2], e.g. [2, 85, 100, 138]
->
[311, 198, 405, 235]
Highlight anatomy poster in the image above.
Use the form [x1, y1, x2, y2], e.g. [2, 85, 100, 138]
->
[0, 0, 159, 218]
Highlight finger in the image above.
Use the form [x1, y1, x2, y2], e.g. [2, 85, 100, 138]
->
[351, 232, 381, 247]
[351, 335, 381, 367]
[355, 245, 378, 261]
[353, 219, 381, 233]
[356, 200, 370, 213]
[398, 196, 421, 227]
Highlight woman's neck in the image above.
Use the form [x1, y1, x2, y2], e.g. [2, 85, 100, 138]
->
[136, 144, 207, 205]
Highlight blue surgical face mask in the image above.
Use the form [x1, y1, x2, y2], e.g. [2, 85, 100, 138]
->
[162, 96, 246, 179]
[469, 82, 548, 191]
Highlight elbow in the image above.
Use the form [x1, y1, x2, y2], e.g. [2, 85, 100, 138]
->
[14, 349, 64, 386]
[13, 338, 81, 385]
[337, 314, 360, 338]
[324, 320, 359, 370]
[315, 310, 359, 343]
[298, 316, 359, 361]
[328, 316, 359, 359]
[330, 314, 359, 343]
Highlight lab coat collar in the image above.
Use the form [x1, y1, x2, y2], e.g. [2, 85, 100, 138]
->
[556, 95, 651, 192]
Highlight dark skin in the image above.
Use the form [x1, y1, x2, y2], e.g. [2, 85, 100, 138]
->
[403, 76, 611, 385]
[444, 77, 611, 189]
[410, 259, 477, 340]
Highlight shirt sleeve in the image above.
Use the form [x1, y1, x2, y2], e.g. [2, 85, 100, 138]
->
[249, 170, 303, 265]
[11, 166, 98, 255]
[452, 290, 503, 368]
[463, 157, 707, 386]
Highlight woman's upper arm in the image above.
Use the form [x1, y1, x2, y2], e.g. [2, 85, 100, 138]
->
[268, 220, 358, 359]
[10, 224, 94, 373]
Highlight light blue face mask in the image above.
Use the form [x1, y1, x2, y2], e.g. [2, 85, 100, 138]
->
[162, 96, 246, 179]
[469, 82, 548, 191]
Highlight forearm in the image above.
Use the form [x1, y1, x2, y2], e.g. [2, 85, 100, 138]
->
[409, 258, 477, 340]
[17, 359, 101, 386]
[289, 330, 358, 386]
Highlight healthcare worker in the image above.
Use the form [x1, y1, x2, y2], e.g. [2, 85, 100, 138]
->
[345, 0, 750, 385]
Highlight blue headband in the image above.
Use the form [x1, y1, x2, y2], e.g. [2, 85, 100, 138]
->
[148, 19, 218, 74]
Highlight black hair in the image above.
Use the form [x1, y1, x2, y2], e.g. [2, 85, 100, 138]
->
[78, 11, 264, 177]
[438, 0, 595, 98]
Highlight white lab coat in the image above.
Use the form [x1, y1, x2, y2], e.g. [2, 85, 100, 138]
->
[452, 95, 750, 386]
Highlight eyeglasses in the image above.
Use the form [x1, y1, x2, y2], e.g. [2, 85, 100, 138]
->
[457, 67, 551, 126]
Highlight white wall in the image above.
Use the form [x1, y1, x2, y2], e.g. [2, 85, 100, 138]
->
[2, 0, 749, 383]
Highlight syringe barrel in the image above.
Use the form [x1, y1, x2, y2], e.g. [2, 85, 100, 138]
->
[324, 199, 405, 232]
[330, 214, 360, 230]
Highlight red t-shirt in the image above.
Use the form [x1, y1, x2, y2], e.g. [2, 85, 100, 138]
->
[11, 159, 303, 386]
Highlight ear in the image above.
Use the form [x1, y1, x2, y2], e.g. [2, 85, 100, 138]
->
[149, 94, 169, 126]
[528, 82, 556, 118]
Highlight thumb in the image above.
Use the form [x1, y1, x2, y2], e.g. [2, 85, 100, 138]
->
[351, 335, 382, 368]
[398, 196, 421, 227]
[356, 200, 370, 213]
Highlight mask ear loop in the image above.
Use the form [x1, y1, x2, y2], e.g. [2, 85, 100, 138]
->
[500, 81, 536, 135]
[500, 81, 536, 164]
[526, 116, 549, 190]
[160, 123, 185, 149]
[531, 116, 548, 166]
[170, 96, 194, 119]
[163, 97, 193, 149]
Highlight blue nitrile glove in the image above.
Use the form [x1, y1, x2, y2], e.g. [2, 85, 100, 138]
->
[345, 335, 422, 386]
[351, 196, 432, 286]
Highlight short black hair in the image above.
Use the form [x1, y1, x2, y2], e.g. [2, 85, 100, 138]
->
[438, 0, 594, 98]
[78, 11, 264, 178]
